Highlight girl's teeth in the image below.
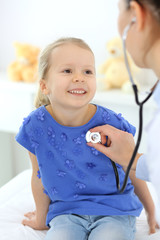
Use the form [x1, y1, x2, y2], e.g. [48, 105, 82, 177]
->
[70, 90, 85, 94]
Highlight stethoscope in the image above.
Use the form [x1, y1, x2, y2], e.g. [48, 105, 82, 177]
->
[119, 17, 154, 193]
[86, 17, 156, 193]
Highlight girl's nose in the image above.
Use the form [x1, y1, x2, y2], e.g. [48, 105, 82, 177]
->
[72, 74, 85, 83]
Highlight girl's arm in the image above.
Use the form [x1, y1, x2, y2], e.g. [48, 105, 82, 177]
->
[22, 151, 50, 230]
[128, 170, 159, 234]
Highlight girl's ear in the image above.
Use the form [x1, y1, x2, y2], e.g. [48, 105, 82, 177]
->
[130, 1, 146, 31]
[40, 79, 49, 95]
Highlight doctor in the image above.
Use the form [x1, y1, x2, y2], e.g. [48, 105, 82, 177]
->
[88, 0, 160, 223]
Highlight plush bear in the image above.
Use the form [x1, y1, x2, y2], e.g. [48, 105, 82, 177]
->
[98, 37, 139, 92]
[8, 42, 40, 83]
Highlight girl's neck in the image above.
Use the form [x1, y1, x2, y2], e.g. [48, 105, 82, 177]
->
[46, 103, 97, 127]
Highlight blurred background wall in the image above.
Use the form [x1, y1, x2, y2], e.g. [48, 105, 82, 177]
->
[0, 0, 119, 72]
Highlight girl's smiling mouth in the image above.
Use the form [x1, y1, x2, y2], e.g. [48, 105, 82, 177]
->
[68, 89, 87, 95]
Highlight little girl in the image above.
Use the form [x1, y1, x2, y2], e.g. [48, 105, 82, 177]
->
[16, 37, 156, 240]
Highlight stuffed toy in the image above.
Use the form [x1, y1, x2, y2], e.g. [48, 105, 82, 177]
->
[8, 42, 40, 83]
[98, 37, 139, 92]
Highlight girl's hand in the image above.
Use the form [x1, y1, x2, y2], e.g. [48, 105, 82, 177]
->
[147, 212, 160, 234]
[22, 211, 49, 230]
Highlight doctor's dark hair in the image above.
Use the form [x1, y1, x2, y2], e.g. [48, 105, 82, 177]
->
[34, 37, 94, 108]
[126, 0, 160, 21]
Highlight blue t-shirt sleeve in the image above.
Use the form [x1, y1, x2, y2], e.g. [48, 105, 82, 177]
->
[100, 107, 136, 136]
[15, 115, 36, 154]
[117, 113, 136, 136]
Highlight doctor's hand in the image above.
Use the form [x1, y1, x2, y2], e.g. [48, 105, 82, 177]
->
[87, 124, 142, 170]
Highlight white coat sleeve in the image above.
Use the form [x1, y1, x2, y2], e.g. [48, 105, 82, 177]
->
[136, 154, 150, 181]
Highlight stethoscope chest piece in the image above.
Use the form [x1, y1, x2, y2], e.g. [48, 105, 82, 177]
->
[86, 131, 101, 144]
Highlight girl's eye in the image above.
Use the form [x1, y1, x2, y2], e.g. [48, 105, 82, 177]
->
[85, 70, 93, 75]
[63, 69, 72, 73]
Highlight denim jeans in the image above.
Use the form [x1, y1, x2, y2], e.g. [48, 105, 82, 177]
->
[45, 214, 136, 240]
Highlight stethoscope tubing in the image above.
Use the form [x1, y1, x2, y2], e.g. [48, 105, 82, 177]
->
[119, 85, 153, 193]
[116, 21, 154, 193]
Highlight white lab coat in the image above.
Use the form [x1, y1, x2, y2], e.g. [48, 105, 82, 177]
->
[136, 81, 160, 224]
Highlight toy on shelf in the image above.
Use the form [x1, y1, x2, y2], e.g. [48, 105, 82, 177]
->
[8, 42, 40, 83]
[98, 37, 139, 92]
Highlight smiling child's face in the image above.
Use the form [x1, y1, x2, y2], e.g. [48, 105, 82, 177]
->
[41, 43, 96, 110]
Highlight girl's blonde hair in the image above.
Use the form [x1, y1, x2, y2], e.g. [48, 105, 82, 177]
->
[34, 37, 94, 108]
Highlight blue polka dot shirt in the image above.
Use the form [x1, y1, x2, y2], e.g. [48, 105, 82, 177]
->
[16, 104, 143, 226]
